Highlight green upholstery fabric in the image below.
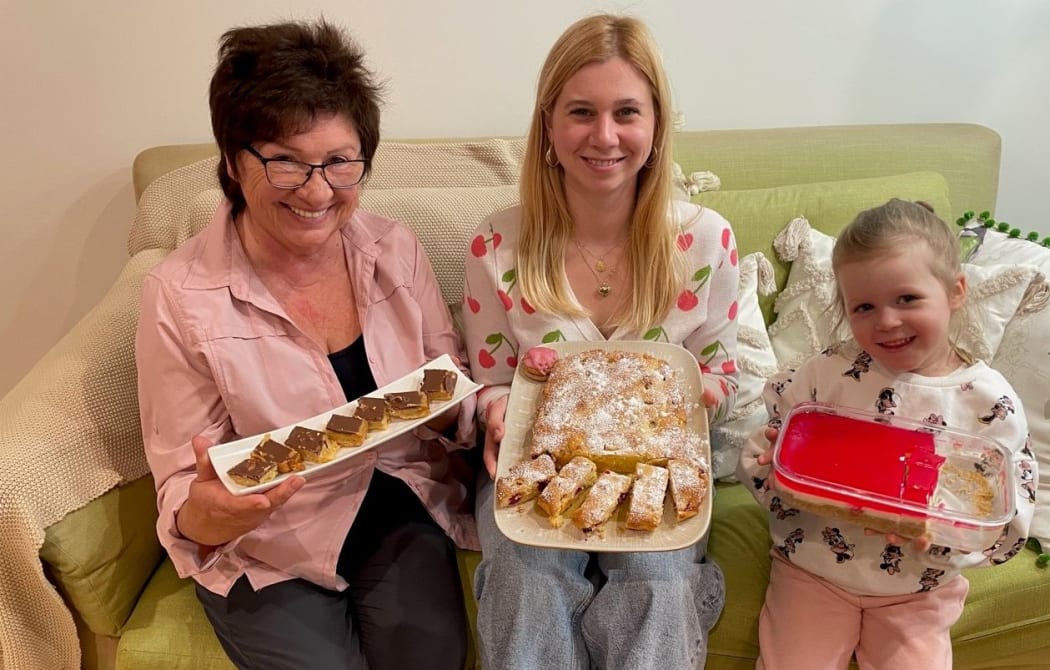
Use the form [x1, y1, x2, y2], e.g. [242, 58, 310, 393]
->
[706, 482, 769, 667]
[694, 171, 952, 323]
[40, 476, 163, 637]
[116, 561, 233, 670]
[116, 552, 482, 670]
[672, 123, 999, 218]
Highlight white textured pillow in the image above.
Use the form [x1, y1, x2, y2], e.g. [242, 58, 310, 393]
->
[965, 228, 1050, 550]
[361, 185, 518, 307]
[768, 216, 1045, 370]
[710, 252, 779, 480]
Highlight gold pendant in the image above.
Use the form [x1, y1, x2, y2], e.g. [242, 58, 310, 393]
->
[595, 258, 606, 273]
[598, 284, 611, 297]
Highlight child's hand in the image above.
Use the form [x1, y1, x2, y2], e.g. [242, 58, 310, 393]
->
[756, 426, 779, 466]
[864, 527, 932, 552]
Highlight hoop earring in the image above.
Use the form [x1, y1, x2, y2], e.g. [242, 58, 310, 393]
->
[644, 146, 659, 168]
[545, 145, 560, 168]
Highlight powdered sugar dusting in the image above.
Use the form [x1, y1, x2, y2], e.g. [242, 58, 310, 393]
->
[530, 350, 707, 468]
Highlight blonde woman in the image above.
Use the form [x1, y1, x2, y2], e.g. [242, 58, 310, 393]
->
[462, 14, 740, 669]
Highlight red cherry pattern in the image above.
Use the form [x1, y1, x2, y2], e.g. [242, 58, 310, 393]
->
[676, 290, 699, 311]
[498, 290, 512, 311]
[466, 296, 481, 314]
[677, 233, 694, 251]
[470, 231, 503, 258]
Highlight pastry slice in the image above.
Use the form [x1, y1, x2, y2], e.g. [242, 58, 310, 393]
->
[354, 397, 390, 430]
[250, 435, 304, 474]
[625, 463, 669, 531]
[668, 459, 708, 522]
[284, 425, 338, 463]
[384, 390, 430, 419]
[227, 457, 277, 487]
[420, 368, 457, 401]
[325, 413, 368, 448]
[496, 454, 558, 507]
[536, 456, 597, 527]
[572, 470, 633, 534]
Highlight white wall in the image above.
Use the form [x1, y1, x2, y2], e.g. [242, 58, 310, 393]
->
[1, 0, 1047, 397]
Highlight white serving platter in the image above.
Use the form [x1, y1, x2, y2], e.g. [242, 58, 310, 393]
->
[494, 340, 712, 552]
[210, 354, 481, 495]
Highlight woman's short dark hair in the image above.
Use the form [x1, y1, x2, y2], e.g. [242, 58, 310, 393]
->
[209, 19, 383, 216]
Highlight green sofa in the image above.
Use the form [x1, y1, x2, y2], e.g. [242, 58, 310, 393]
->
[6, 123, 1046, 670]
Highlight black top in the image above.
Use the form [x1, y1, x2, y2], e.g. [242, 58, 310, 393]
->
[328, 336, 378, 401]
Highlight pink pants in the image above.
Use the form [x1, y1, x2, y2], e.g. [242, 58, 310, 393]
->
[756, 556, 968, 670]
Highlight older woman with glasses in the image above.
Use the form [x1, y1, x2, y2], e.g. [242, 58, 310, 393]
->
[134, 20, 477, 670]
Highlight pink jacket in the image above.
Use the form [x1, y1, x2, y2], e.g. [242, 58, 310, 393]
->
[136, 201, 479, 597]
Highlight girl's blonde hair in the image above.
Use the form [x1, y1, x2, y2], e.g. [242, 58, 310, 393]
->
[517, 13, 683, 332]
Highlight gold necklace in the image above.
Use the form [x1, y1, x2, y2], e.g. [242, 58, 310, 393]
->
[572, 238, 620, 298]
[573, 236, 626, 274]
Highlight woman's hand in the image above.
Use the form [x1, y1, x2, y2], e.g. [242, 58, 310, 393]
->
[701, 387, 717, 409]
[424, 403, 459, 435]
[174, 435, 305, 548]
[482, 395, 509, 480]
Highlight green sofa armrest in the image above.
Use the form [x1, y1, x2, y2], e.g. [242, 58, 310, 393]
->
[0, 247, 167, 670]
[42, 476, 163, 637]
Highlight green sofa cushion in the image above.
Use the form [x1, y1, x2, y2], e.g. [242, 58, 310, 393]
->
[693, 171, 952, 323]
[705, 483, 1050, 670]
[117, 554, 482, 670]
[41, 476, 163, 637]
[116, 560, 233, 670]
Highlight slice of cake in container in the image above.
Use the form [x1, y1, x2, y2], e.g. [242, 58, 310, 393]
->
[771, 402, 1014, 552]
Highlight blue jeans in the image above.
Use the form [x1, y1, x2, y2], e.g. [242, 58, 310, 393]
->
[474, 476, 725, 670]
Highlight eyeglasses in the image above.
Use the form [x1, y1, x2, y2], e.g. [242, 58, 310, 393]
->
[243, 144, 368, 189]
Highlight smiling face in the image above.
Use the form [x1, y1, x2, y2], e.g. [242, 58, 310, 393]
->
[837, 243, 967, 377]
[230, 113, 362, 258]
[545, 57, 656, 204]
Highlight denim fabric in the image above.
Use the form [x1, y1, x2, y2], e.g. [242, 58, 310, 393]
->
[474, 477, 725, 670]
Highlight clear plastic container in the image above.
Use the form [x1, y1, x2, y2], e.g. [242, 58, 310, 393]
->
[772, 402, 1014, 552]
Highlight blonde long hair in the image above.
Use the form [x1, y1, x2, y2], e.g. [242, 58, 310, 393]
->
[517, 13, 684, 332]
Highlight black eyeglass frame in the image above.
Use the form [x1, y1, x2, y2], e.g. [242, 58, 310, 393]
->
[242, 144, 369, 189]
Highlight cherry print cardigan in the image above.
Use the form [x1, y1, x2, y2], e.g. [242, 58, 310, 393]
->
[739, 340, 1036, 595]
[462, 200, 741, 428]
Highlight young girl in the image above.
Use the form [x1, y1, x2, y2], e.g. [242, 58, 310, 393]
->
[738, 199, 1036, 670]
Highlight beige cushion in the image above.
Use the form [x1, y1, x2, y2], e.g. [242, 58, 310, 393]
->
[360, 186, 518, 306]
[368, 139, 523, 189]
